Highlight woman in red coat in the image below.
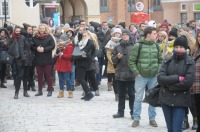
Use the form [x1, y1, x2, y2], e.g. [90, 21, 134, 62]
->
[54, 34, 74, 98]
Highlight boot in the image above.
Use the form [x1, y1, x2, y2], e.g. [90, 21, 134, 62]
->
[68, 91, 73, 98]
[113, 112, 124, 118]
[192, 117, 198, 130]
[107, 82, 112, 91]
[1, 83, 7, 88]
[14, 92, 19, 99]
[84, 92, 94, 101]
[47, 90, 53, 97]
[182, 116, 190, 130]
[35, 90, 43, 96]
[31, 86, 36, 91]
[95, 90, 100, 96]
[23, 91, 30, 97]
[57, 90, 64, 98]
[115, 94, 119, 102]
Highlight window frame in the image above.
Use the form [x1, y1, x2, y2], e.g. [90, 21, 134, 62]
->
[0, 0, 11, 19]
[128, 0, 137, 12]
[100, 0, 109, 12]
[180, 13, 187, 24]
[181, 3, 186, 12]
[194, 13, 200, 21]
[152, 0, 163, 11]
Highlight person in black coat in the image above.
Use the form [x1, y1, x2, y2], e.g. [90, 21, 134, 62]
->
[10, 26, 29, 99]
[32, 24, 55, 97]
[21, 24, 36, 92]
[0, 28, 10, 88]
[74, 27, 95, 101]
[157, 36, 195, 132]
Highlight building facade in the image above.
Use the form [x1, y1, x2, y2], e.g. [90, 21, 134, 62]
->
[0, 0, 40, 27]
[99, 0, 200, 26]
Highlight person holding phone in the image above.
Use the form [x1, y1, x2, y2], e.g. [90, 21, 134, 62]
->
[112, 29, 135, 118]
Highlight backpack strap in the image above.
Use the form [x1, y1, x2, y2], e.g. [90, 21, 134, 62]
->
[136, 43, 142, 63]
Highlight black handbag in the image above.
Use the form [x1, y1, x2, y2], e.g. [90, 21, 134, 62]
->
[72, 45, 82, 59]
[144, 84, 161, 107]
[0, 51, 14, 64]
[7, 40, 19, 58]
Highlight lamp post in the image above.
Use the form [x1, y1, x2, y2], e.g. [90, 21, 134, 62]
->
[3, 0, 7, 28]
[4, 0, 6, 22]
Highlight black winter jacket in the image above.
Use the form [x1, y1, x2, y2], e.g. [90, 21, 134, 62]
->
[112, 40, 135, 81]
[23, 34, 35, 66]
[74, 39, 95, 68]
[157, 55, 195, 107]
[32, 34, 55, 65]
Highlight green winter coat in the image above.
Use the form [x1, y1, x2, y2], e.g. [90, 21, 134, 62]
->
[128, 39, 163, 78]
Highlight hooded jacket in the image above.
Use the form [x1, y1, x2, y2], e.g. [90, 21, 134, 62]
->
[128, 39, 163, 78]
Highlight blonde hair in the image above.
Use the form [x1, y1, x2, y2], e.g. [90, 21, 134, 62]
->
[38, 24, 50, 34]
[159, 31, 168, 44]
[179, 31, 195, 52]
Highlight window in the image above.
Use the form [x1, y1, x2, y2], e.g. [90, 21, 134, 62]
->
[128, 0, 137, 12]
[152, 0, 162, 11]
[181, 13, 187, 24]
[181, 4, 186, 11]
[0, 0, 10, 19]
[194, 13, 200, 21]
[100, 0, 109, 12]
[25, 0, 37, 8]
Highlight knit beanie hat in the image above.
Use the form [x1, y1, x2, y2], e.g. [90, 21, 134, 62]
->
[55, 26, 62, 32]
[173, 36, 188, 49]
[148, 20, 156, 28]
[159, 22, 169, 29]
[122, 29, 131, 36]
[169, 30, 178, 38]
[60, 34, 70, 41]
[113, 28, 122, 35]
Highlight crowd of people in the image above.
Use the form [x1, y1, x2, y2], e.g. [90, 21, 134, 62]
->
[0, 19, 200, 132]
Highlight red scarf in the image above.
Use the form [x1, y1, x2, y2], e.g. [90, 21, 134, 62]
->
[36, 33, 48, 39]
[12, 32, 20, 40]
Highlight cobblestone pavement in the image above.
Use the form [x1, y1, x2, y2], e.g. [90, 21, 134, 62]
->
[0, 79, 196, 132]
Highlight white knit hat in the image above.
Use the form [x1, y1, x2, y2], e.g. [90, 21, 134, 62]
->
[148, 20, 156, 28]
[113, 28, 122, 35]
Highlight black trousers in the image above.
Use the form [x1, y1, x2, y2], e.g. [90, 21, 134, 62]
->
[194, 94, 200, 132]
[15, 66, 31, 92]
[0, 63, 6, 82]
[28, 65, 35, 87]
[185, 94, 197, 117]
[76, 66, 90, 94]
[107, 73, 118, 94]
[86, 70, 98, 91]
[118, 81, 135, 115]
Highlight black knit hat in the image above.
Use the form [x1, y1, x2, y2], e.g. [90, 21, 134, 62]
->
[169, 30, 178, 38]
[174, 36, 188, 49]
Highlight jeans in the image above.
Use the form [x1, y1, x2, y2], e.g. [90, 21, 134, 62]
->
[57, 72, 72, 91]
[70, 65, 75, 88]
[133, 76, 157, 120]
[118, 81, 135, 115]
[96, 57, 103, 84]
[162, 104, 186, 132]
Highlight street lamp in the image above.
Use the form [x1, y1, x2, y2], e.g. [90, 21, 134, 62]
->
[3, 0, 7, 28]
[4, 0, 6, 22]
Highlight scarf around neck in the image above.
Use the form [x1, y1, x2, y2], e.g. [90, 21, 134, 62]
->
[105, 37, 121, 50]
[12, 32, 20, 40]
[78, 38, 89, 50]
[36, 33, 48, 39]
[102, 28, 108, 35]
